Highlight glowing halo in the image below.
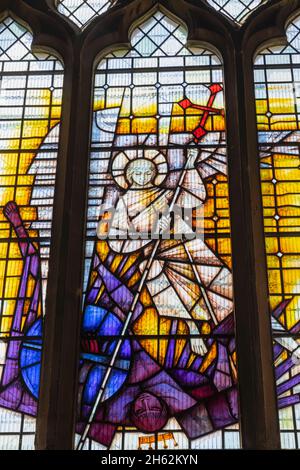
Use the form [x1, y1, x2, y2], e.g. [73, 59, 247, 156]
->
[112, 149, 168, 189]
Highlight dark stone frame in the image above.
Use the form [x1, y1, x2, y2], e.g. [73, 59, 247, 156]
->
[1, 0, 300, 450]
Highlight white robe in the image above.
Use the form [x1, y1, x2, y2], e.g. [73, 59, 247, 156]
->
[100, 167, 233, 330]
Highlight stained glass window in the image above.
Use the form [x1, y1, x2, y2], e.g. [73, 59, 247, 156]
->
[76, 10, 240, 451]
[56, 0, 117, 28]
[0, 16, 63, 449]
[206, 0, 267, 24]
[255, 16, 300, 450]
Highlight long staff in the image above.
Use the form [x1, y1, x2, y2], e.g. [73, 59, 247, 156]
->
[76, 85, 223, 450]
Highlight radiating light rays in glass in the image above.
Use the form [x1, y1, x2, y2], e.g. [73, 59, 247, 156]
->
[78, 10, 239, 451]
[0, 16, 63, 450]
[56, 0, 117, 28]
[255, 16, 300, 450]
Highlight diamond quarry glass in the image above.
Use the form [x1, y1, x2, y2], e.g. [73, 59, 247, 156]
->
[56, 0, 117, 28]
[206, 0, 267, 25]
[55, 1, 269, 28]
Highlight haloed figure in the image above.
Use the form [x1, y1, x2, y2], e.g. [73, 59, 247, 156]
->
[98, 148, 234, 356]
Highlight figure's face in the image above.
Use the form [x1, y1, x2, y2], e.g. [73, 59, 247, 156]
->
[127, 159, 156, 187]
